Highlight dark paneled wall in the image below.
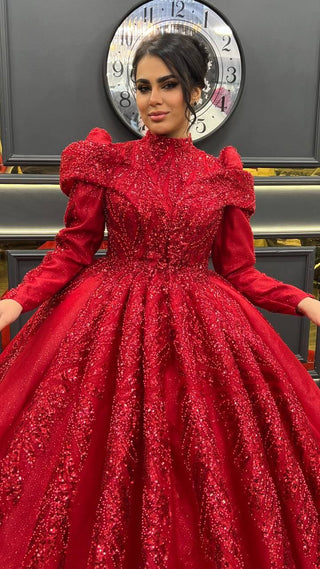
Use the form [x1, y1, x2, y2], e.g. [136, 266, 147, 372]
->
[0, 0, 319, 165]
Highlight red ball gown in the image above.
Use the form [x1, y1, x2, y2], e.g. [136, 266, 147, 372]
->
[0, 127, 319, 569]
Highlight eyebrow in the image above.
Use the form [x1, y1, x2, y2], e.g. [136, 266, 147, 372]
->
[135, 74, 177, 84]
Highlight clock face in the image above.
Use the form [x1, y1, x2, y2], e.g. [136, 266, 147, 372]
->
[104, 0, 245, 142]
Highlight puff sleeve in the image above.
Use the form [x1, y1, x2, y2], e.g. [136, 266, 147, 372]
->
[211, 146, 314, 315]
[1, 128, 113, 313]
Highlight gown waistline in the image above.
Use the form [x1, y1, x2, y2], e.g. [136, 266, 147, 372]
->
[103, 254, 209, 273]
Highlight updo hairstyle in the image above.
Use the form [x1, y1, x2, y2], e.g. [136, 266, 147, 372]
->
[131, 32, 209, 128]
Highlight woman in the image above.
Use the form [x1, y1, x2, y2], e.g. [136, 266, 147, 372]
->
[0, 32, 319, 569]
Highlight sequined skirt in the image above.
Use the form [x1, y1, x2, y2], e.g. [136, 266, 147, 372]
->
[0, 257, 319, 569]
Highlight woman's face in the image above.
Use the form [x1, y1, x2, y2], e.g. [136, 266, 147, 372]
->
[135, 55, 200, 138]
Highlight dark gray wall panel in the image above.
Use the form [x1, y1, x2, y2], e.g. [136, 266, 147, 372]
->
[0, 0, 319, 165]
[254, 247, 315, 362]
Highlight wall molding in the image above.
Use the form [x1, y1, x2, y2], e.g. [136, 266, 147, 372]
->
[0, 0, 13, 165]
[1, 180, 320, 239]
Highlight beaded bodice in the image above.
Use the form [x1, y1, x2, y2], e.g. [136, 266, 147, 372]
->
[59, 127, 255, 273]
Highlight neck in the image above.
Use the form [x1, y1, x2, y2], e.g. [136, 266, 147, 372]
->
[146, 129, 192, 141]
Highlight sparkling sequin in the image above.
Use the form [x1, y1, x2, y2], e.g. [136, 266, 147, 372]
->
[0, 127, 319, 568]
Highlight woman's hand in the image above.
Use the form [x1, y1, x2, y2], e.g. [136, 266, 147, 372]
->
[297, 297, 320, 326]
[0, 299, 23, 332]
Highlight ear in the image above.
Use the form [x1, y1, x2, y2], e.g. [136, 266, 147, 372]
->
[191, 86, 202, 104]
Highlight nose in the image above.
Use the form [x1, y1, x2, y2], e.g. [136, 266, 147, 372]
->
[149, 86, 163, 105]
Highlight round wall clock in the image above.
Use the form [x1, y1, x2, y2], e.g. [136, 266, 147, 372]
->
[104, 0, 245, 142]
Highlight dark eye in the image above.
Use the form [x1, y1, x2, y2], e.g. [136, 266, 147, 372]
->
[163, 82, 178, 89]
[136, 85, 150, 93]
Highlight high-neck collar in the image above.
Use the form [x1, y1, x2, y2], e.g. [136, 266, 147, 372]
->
[142, 128, 194, 153]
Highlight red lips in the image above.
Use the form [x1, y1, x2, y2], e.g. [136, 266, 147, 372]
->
[148, 111, 169, 116]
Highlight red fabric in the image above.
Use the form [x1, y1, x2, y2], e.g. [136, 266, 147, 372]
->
[37, 241, 56, 249]
[0, 325, 10, 350]
[2, 181, 106, 313]
[212, 206, 314, 315]
[38, 240, 109, 250]
[0, 128, 319, 568]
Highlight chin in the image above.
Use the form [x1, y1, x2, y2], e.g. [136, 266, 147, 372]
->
[148, 124, 171, 136]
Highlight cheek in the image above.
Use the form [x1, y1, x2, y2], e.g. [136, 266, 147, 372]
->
[136, 95, 147, 113]
[170, 91, 186, 113]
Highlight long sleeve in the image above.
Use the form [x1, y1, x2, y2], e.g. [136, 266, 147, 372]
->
[2, 181, 106, 313]
[1, 127, 115, 314]
[211, 205, 314, 315]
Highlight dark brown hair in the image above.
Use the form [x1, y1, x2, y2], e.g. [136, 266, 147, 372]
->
[131, 32, 209, 129]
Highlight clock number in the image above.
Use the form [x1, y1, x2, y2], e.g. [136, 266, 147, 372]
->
[195, 118, 206, 134]
[222, 35, 231, 51]
[219, 96, 227, 112]
[144, 7, 153, 23]
[203, 10, 208, 28]
[121, 29, 133, 47]
[226, 67, 237, 84]
[112, 60, 124, 78]
[120, 91, 131, 107]
[171, 1, 185, 18]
